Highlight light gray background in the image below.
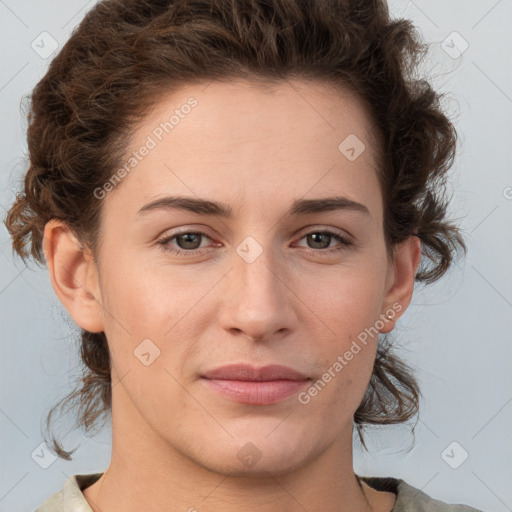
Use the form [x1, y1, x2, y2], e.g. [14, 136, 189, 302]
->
[1, 1, 511, 511]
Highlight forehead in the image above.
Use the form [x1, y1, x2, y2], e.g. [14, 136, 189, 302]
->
[103, 78, 383, 221]
[136, 77, 379, 159]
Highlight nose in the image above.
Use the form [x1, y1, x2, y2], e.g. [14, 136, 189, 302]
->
[218, 238, 298, 343]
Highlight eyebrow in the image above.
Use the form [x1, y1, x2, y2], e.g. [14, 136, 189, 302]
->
[137, 195, 370, 218]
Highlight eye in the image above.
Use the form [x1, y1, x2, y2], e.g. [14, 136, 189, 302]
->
[295, 230, 353, 254]
[156, 229, 353, 257]
[157, 230, 216, 256]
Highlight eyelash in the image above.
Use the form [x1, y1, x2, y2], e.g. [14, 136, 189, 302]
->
[156, 229, 353, 257]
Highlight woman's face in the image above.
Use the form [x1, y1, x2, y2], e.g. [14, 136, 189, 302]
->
[81, 79, 416, 475]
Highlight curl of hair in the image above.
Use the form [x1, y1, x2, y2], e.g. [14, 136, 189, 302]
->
[5, 0, 465, 459]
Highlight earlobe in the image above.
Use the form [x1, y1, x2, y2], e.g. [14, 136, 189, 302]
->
[43, 219, 104, 333]
[379, 236, 422, 333]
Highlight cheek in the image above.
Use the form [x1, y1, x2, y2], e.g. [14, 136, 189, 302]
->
[302, 258, 388, 333]
[97, 252, 212, 375]
[294, 259, 386, 404]
[299, 319, 378, 427]
[99, 248, 194, 331]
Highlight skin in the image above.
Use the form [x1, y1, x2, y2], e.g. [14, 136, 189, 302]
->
[44, 78, 421, 512]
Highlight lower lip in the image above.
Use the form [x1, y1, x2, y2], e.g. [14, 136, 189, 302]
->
[201, 378, 310, 405]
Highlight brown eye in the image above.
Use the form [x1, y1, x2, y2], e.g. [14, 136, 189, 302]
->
[296, 230, 353, 253]
[174, 232, 204, 250]
[157, 231, 214, 256]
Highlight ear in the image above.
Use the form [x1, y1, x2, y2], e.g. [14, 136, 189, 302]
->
[43, 219, 104, 333]
[379, 236, 422, 333]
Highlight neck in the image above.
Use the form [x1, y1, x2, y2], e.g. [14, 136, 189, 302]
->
[83, 382, 392, 512]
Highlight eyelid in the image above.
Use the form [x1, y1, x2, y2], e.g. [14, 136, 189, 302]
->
[295, 224, 354, 242]
[157, 225, 352, 244]
[156, 225, 354, 257]
[155, 226, 214, 244]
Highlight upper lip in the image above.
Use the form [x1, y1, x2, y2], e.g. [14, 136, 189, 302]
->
[201, 364, 309, 382]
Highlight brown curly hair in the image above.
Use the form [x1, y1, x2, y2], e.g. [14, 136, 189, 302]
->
[5, 0, 465, 459]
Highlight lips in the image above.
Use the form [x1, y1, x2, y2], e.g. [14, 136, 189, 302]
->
[200, 364, 310, 405]
[201, 364, 309, 382]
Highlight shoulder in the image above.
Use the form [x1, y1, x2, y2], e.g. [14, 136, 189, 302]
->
[360, 475, 484, 512]
[34, 472, 485, 512]
[35, 473, 103, 512]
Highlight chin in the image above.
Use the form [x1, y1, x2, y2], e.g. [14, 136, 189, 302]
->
[201, 449, 311, 479]
[188, 426, 319, 478]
